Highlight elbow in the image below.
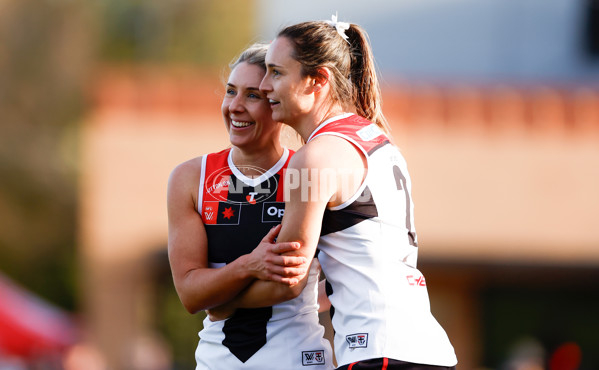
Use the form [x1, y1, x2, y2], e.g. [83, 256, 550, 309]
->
[174, 274, 209, 314]
[180, 297, 203, 315]
[282, 274, 311, 301]
[177, 289, 209, 314]
[280, 282, 304, 301]
[184, 304, 201, 315]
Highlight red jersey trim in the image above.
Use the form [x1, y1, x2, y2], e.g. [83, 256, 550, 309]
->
[308, 114, 389, 155]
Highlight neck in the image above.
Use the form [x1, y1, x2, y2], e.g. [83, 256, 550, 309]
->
[295, 103, 347, 141]
[231, 143, 285, 176]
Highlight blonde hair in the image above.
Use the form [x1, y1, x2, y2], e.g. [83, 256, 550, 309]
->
[229, 42, 269, 71]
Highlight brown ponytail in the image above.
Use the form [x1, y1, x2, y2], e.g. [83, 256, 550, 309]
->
[346, 25, 390, 133]
[278, 20, 390, 134]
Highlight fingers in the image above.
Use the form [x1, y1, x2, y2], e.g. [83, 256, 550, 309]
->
[278, 277, 300, 286]
[280, 254, 306, 266]
[268, 265, 307, 280]
[271, 241, 301, 255]
[263, 224, 282, 243]
[207, 312, 228, 322]
[268, 254, 306, 268]
[268, 274, 302, 286]
[207, 306, 235, 321]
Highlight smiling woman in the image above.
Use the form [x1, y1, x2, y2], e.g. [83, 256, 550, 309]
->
[222, 60, 281, 155]
[167, 43, 333, 370]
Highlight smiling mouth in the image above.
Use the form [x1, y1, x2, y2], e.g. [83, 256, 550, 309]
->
[268, 99, 280, 107]
[231, 120, 254, 128]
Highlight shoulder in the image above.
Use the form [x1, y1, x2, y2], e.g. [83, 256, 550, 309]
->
[170, 155, 203, 179]
[168, 156, 204, 196]
[291, 134, 364, 170]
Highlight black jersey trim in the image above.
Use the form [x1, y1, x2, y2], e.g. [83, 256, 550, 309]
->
[320, 186, 378, 235]
[367, 139, 391, 155]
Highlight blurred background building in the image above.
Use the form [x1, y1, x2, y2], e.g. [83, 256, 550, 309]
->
[1, 0, 598, 369]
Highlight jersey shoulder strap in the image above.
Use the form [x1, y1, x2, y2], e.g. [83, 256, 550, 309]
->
[198, 148, 232, 212]
[308, 114, 389, 156]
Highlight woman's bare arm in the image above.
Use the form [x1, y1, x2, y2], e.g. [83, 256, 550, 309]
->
[167, 158, 306, 313]
[207, 135, 365, 319]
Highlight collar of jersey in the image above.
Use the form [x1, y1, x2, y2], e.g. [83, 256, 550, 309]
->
[227, 147, 289, 187]
[307, 112, 354, 143]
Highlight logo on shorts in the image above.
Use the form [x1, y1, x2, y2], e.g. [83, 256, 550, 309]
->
[346, 333, 368, 349]
[302, 350, 325, 366]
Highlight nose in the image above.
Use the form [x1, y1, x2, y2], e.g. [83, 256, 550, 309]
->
[229, 93, 244, 113]
[259, 74, 272, 93]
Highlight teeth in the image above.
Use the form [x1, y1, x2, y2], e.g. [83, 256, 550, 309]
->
[269, 99, 279, 104]
[231, 120, 253, 128]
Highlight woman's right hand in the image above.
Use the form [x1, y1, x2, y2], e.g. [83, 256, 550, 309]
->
[245, 224, 308, 285]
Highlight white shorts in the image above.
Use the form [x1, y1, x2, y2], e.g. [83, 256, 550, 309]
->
[195, 311, 333, 370]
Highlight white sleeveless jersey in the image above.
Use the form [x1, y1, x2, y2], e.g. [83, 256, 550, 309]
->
[194, 148, 333, 370]
[310, 114, 457, 367]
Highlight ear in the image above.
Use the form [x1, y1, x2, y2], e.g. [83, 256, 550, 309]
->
[311, 67, 330, 93]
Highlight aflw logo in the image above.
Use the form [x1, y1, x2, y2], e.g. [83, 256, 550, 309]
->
[302, 350, 325, 366]
[201, 202, 240, 225]
[346, 333, 368, 348]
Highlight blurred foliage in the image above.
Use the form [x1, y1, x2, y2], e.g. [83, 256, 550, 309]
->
[0, 0, 255, 367]
[98, 0, 255, 67]
[0, 0, 96, 310]
[0, 0, 254, 314]
[482, 285, 599, 369]
[156, 277, 205, 369]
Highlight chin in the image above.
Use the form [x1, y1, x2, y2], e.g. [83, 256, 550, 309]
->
[271, 112, 286, 123]
[229, 135, 245, 147]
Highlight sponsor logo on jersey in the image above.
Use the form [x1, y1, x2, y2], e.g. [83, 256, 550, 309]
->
[346, 333, 368, 349]
[262, 202, 285, 222]
[406, 274, 426, 286]
[205, 166, 277, 204]
[302, 350, 325, 366]
[206, 177, 230, 195]
[246, 192, 258, 205]
[202, 201, 241, 225]
[356, 123, 383, 141]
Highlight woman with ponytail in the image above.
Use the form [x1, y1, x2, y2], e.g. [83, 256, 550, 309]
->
[208, 17, 458, 370]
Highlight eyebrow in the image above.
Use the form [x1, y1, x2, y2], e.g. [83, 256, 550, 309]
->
[266, 63, 282, 69]
[226, 83, 261, 91]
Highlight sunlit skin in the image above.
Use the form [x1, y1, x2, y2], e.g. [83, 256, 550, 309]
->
[167, 61, 309, 316]
[260, 36, 346, 141]
[222, 62, 284, 171]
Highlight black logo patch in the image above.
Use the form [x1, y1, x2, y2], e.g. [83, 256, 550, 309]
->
[262, 202, 285, 223]
[202, 202, 241, 225]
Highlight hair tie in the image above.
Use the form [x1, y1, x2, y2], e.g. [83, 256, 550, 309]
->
[325, 12, 350, 45]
